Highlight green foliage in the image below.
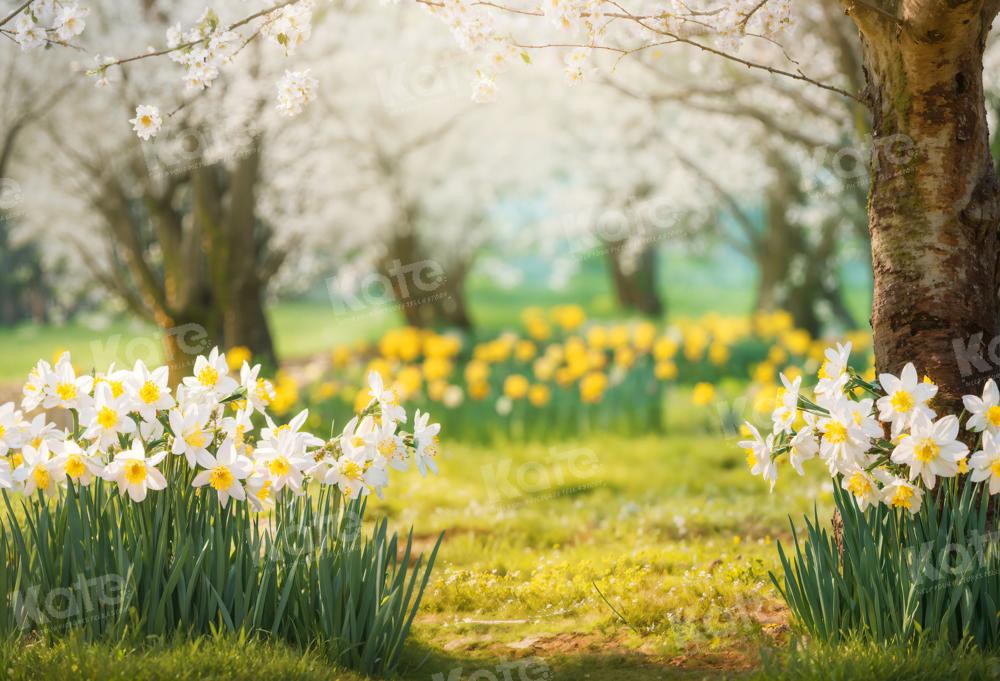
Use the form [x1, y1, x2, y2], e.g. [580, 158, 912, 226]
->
[0, 475, 441, 677]
[775, 478, 1000, 648]
[758, 638, 1000, 681]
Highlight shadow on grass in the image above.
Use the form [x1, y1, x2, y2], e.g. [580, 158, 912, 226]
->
[396, 637, 756, 681]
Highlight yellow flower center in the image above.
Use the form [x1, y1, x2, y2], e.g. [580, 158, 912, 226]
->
[125, 460, 147, 485]
[914, 438, 939, 464]
[140, 115, 153, 126]
[268, 457, 290, 478]
[377, 438, 398, 458]
[890, 485, 914, 510]
[890, 390, 914, 413]
[184, 430, 206, 449]
[139, 380, 161, 404]
[255, 379, 272, 404]
[97, 406, 118, 430]
[847, 472, 871, 498]
[256, 480, 272, 501]
[988, 406, 1000, 427]
[0, 425, 6, 440]
[32, 466, 50, 490]
[109, 381, 124, 398]
[991, 459, 1000, 479]
[56, 382, 77, 401]
[817, 361, 830, 380]
[351, 436, 365, 449]
[342, 460, 363, 480]
[744, 448, 756, 469]
[9, 451, 22, 469]
[825, 421, 848, 445]
[209, 466, 233, 491]
[197, 366, 219, 387]
[65, 454, 85, 479]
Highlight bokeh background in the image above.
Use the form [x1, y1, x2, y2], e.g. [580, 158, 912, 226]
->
[5, 0, 994, 677]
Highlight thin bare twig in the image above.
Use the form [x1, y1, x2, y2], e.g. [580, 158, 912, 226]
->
[0, 0, 34, 28]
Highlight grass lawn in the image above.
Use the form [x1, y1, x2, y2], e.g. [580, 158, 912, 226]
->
[6, 393, 994, 680]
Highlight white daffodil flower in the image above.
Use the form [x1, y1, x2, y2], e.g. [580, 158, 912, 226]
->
[412, 409, 441, 477]
[127, 360, 175, 421]
[13, 443, 65, 496]
[876, 362, 937, 437]
[103, 441, 168, 503]
[970, 431, 1000, 495]
[81, 383, 137, 450]
[192, 439, 253, 507]
[169, 404, 215, 468]
[963, 378, 1000, 434]
[891, 413, 968, 489]
[738, 422, 777, 491]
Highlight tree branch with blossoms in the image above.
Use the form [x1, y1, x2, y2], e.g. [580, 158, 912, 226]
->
[408, 0, 861, 103]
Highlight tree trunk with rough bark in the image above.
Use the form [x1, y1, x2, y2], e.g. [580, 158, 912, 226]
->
[605, 241, 664, 317]
[845, 1, 1000, 407]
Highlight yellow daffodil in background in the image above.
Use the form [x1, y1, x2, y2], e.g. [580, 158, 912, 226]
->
[423, 356, 453, 381]
[465, 360, 490, 384]
[654, 336, 679, 360]
[289, 306, 872, 444]
[468, 380, 490, 401]
[270, 372, 299, 415]
[528, 383, 551, 407]
[428, 379, 448, 402]
[515, 340, 537, 362]
[551, 304, 585, 332]
[634, 321, 656, 352]
[692, 382, 716, 407]
[395, 366, 423, 399]
[580, 371, 608, 404]
[331, 345, 352, 367]
[586, 326, 608, 350]
[226, 346, 252, 371]
[708, 342, 730, 366]
[655, 361, 678, 380]
[503, 375, 530, 400]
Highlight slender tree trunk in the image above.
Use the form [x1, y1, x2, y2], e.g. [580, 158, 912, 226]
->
[847, 2, 1000, 407]
[221, 145, 278, 368]
[380, 231, 474, 330]
[159, 308, 217, 384]
[433, 265, 473, 330]
[605, 241, 664, 317]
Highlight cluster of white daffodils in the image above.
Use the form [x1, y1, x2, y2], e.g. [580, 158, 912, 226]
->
[740, 341, 1000, 515]
[2, 350, 439, 509]
[9, 0, 88, 50]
